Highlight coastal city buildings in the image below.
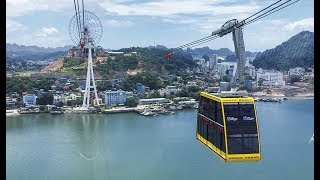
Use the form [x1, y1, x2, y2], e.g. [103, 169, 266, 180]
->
[139, 98, 170, 105]
[216, 62, 236, 78]
[166, 86, 178, 95]
[5, 52, 314, 110]
[6, 97, 17, 107]
[208, 54, 218, 70]
[256, 70, 285, 86]
[288, 67, 305, 76]
[23, 94, 37, 106]
[245, 65, 256, 78]
[105, 90, 126, 106]
[53, 94, 65, 105]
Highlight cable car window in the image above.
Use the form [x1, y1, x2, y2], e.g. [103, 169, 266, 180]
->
[197, 119, 201, 134]
[239, 104, 255, 121]
[209, 100, 215, 120]
[203, 98, 210, 117]
[224, 103, 259, 154]
[215, 128, 221, 150]
[199, 119, 204, 137]
[216, 103, 223, 125]
[208, 125, 214, 145]
[203, 121, 208, 139]
[221, 132, 225, 153]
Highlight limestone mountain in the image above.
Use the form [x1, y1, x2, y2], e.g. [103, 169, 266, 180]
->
[252, 31, 314, 71]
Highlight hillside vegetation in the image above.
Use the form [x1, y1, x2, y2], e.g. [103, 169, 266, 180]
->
[56, 47, 197, 78]
[252, 31, 314, 70]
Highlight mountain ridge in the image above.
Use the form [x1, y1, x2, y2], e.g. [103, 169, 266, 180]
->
[252, 31, 314, 70]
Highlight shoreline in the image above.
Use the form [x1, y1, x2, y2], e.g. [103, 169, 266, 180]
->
[6, 109, 20, 116]
[6, 96, 314, 117]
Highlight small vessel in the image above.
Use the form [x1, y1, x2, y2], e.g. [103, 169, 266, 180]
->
[19, 107, 40, 114]
[159, 109, 175, 115]
[50, 107, 64, 115]
[143, 111, 157, 116]
[140, 109, 157, 116]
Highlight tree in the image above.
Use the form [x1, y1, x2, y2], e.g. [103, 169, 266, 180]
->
[39, 105, 46, 112]
[222, 75, 231, 82]
[56, 101, 64, 107]
[176, 89, 189, 97]
[289, 75, 301, 84]
[124, 97, 139, 107]
[258, 79, 265, 87]
[37, 93, 53, 105]
[148, 91, 161, 98]
[187, 85, 201, 93]
[97, 81, 112, 91]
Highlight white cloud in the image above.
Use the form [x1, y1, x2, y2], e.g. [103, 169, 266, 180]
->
[104, 19, 134, 27]
[6, 0, 73, 17]
[99, 0, 258, 16]
[37, 27, 59, 37]
[6, 19, 26, 32]
[98, 0, 261, 32]
[283, 18, 314, 31]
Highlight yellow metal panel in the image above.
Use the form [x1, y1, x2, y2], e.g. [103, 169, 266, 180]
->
[221, 101, 229, 158]
[221, 97, 254, 103]
[200, 92, 221, 102]
[254, 103, 262, 156]
[196, 133, 227, 160]
[226, 154, 261, 162]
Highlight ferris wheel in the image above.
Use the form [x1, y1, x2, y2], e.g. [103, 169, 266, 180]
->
[68, 10, 103, 47]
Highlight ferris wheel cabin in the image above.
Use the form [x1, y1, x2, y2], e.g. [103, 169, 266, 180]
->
[196, 91, 261, 162]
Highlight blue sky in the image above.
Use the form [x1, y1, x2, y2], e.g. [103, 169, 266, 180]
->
[6, 0, 314, 52]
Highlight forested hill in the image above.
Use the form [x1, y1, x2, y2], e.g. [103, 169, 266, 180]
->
[45, 47, 197, 78]
[96, 47, 197, 77]
[252, 31, 314, 70]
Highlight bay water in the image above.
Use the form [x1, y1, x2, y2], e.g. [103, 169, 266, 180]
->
[6, 99, 314, 179]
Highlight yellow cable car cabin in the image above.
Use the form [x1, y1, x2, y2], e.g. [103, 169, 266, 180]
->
[196, 91, 261, 162]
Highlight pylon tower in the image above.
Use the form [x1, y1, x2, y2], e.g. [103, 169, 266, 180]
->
[81, 30, 99, 109]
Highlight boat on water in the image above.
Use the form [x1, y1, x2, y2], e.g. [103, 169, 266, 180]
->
[143, 111, 157, 116]
[260, 98, 282, 102]
[140, 109, 158, 116]
[18, 108, 40, 114]
[50, 107, 64, 115]
[169, 105, 183, 110]
[158, 109, 175, 115]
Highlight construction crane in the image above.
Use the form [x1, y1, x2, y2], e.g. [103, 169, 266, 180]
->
[165, 0, 301, 89]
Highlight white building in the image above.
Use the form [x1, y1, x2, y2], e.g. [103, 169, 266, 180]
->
[64, 93, 81, 102]
[198, 58, 206, 68]
[245, 65, 256, 78]
[158, 88, 167, 97]
[186, 81, 197, 87]
[105, 90, 126, 106]
[257, 71, 285, 86]
[53, 94, 65, 105]
[288, 67, 305, 76]
[139, 98, 170, 105]
[126, 91, 134, 98]
[166, 86, 178, 95]
[6, 97, 17, 107]
[216, 62, 236, 77]
[209, 54, 218, 70]
[23, 94, 37, 106]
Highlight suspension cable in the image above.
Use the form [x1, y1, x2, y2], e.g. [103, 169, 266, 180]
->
[173, 0, 300, 50]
